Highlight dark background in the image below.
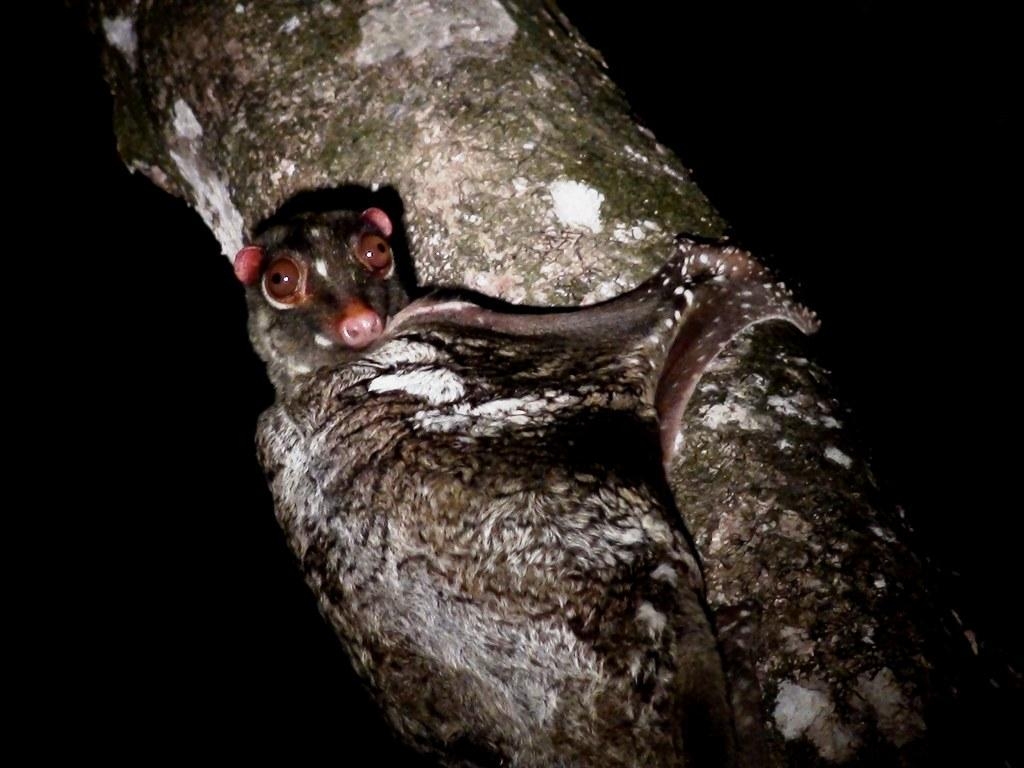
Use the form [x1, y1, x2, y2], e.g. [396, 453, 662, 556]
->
[48, 2, 1016, 761]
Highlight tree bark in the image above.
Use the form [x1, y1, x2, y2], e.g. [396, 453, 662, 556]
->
[84, 1, 1007, 764]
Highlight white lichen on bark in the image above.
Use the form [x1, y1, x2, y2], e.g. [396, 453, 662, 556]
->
[355, 0, 517, 66]
[90, 1, 978, 763]
[102, 14, 136, 67]
[167, 100, 245, 255]
[773, 681, 860, 761]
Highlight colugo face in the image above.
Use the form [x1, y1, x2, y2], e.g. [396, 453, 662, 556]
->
[233, 207, 410, 392]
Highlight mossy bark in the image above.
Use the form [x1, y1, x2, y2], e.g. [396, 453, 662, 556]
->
[87, 1, 987, 764]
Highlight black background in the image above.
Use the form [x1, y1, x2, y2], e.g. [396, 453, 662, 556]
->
[47, 2, 1017, 761]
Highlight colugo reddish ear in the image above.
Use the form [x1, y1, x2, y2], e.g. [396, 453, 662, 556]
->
[359, 206, 392, 237]
[233, 245, 264, 286]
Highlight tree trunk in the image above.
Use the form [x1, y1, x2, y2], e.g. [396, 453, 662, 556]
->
[83, 1, 1008, 764]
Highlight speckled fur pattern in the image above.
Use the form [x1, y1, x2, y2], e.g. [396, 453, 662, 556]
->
[250, 236, 817, 767]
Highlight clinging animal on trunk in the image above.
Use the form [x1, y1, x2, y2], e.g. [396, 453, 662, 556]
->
[234, 203, 817, 767]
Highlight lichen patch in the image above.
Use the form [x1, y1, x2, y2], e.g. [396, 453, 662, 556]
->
[172, 99, 203, 140]
[168, 146, 245, 257]
[700, 400, 765, 431]
[278, 15, 301, 34]
[773, 680, 860, 761]
[854, 668, 926, 747]
[548, 180, 604, 233]
[355, 0, 517, 67]
[824, 445, 853, 469]
[102, 15, 137, 68]
[465, 269, 527, 303]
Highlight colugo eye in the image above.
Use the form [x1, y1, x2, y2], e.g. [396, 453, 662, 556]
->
[357, 234, 393, 273]
[264, 257, 303, 302]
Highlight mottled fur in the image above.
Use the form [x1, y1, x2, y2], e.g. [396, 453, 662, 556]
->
[238, 216, 817, 767]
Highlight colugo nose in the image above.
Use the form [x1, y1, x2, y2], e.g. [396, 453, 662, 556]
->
[336, 299, 383, 349]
